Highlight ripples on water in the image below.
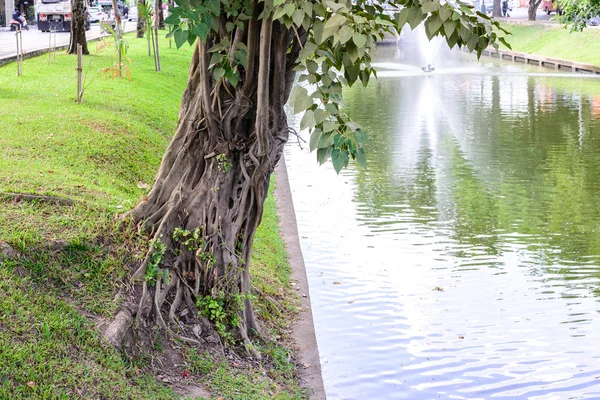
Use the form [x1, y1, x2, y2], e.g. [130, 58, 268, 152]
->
[285, 43, 600, 399]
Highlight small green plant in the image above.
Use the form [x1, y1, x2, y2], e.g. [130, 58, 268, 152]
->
[173, 227, 205, 251]
[144, 239, 166, 286]
[98, 23, 131, 79]
[196, 290, 244, 344]
[216, 153, 232, 173]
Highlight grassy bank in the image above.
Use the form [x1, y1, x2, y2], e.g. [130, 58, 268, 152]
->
[500, 22, 600, 66]
[0, 34, 304, 399]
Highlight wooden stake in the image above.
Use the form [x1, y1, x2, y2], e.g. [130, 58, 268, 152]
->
[48, 28, 52, 62]
[15, 26, 22, 76]
[77, 44, 83, 103]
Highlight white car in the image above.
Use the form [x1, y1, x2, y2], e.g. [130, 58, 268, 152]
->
[88, 6, 107, 23]
[128, 6, 137, 21]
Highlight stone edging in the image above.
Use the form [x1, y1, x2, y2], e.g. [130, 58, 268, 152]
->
[479, 47, 600, 74]
[274, 156, 326, 400]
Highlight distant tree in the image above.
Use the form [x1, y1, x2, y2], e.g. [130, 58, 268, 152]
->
[157, 0, 165, 28]
[106, 0, 509, 354]
[528, 0, 542, 20]
[558, 0, 598, 30]
[137, 0, 145, 38]
[493, 0, 502, 16]
[67, 0, 89, 54]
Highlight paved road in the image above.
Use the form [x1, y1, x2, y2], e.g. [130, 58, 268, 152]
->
[0, 22, 137, 60]
[505, 6, 554, 21]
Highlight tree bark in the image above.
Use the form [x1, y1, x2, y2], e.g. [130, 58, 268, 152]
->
[493, 0, 502, 17]
[67, 0, 89, 55]
[126, 16, 303, 350]
[157, 0, 165, 29]
[136, 0, 145, 38]
[528, 0, 542, 20]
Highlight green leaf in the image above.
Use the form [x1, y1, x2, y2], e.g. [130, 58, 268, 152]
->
[302, 2, 312, 16]
[333, 134, 345, 148]
[306, 60, 318, 74]
[352, 32, 367, 48]
[164, 13, 180, 25]
[191, 22, 210, 42]
[396, 7, 409, 28]
[443, 20, 457, 38]
[292, 9, 304, 26]
[355, 147, 366, 169]
[425, 15, 443, 39]
[213, 66, 225, 80]
[338, 25, 354, 45]
[318, 132, 334, 148]
[206, 0, 220, 15]
[323, 14, 346, 41]
[284, 3, 295, 16]
[300, 110, 316, 131]
[309, 128, 322, 151]
[438, 6, 452, 22]
[225, 69, 239, 87]
[322, 120, 338, 133]
[174, 28, 189, 48]
[290, 85, 313, 114]
[331, 149, 348, 174]
[298, 42, 317, 60]
[498, 36, 512, 50]
[408, 7, 425, 30]
[317, 147, 331, 165]
[421, 0, 440, 14]
[354, 130, 368, 145]
[235, 48, 248, 68]
[313, 109, 330, 125]
[273, 7, 286, 20]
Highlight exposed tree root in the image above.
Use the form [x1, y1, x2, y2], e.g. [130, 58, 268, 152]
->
[104, 11, 307, 362]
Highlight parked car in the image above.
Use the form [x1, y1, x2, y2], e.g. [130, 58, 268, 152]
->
[88, 6, 107, 23]
[542, 0, 561, 15]
[128, 6, 137, 21]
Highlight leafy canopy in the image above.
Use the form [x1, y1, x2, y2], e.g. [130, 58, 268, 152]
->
[557, 0, 600, 31]
[165, 0, 509, 173]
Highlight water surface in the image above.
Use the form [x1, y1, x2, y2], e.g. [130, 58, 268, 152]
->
[285, 43, 600, 399]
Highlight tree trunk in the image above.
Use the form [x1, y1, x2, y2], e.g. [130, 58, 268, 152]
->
[136, 0, 145, 38]
[493, 0, 502, 17]
[126, 20, 302, 351]
[528, 0, 541, 20]
[67, 0, 88, 55]
[157, 0, 164, 29]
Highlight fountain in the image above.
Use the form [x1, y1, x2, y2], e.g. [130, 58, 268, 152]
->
[421, 64, 435, 72]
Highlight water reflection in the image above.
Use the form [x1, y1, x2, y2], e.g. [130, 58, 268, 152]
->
[285, 45, 600, 399]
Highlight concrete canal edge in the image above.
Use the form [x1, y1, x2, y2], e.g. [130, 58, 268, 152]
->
[274, 156, 327, 400]
[479, 47, 600, 74]
[377, 37, 600, 75]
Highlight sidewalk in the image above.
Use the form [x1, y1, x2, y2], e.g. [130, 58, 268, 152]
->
[0, 22, 136, 63]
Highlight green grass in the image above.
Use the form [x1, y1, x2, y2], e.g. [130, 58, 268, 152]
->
[500, 23, 600, 66]
[0, 34, 306, 399]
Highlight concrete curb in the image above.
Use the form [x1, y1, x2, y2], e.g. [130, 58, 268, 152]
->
[478, 47, 600, 74]
[0, 44, 69, 67]
[274, 156, 326, 400]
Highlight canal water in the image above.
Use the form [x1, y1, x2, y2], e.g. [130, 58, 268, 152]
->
[284, 39, 600, 399]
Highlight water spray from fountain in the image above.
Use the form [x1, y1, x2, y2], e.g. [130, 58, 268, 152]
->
[417, 24, 443, 73]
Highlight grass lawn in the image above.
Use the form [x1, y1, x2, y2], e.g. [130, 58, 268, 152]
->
[500, 23, 600, 66]
[0, 33, 304, 399]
